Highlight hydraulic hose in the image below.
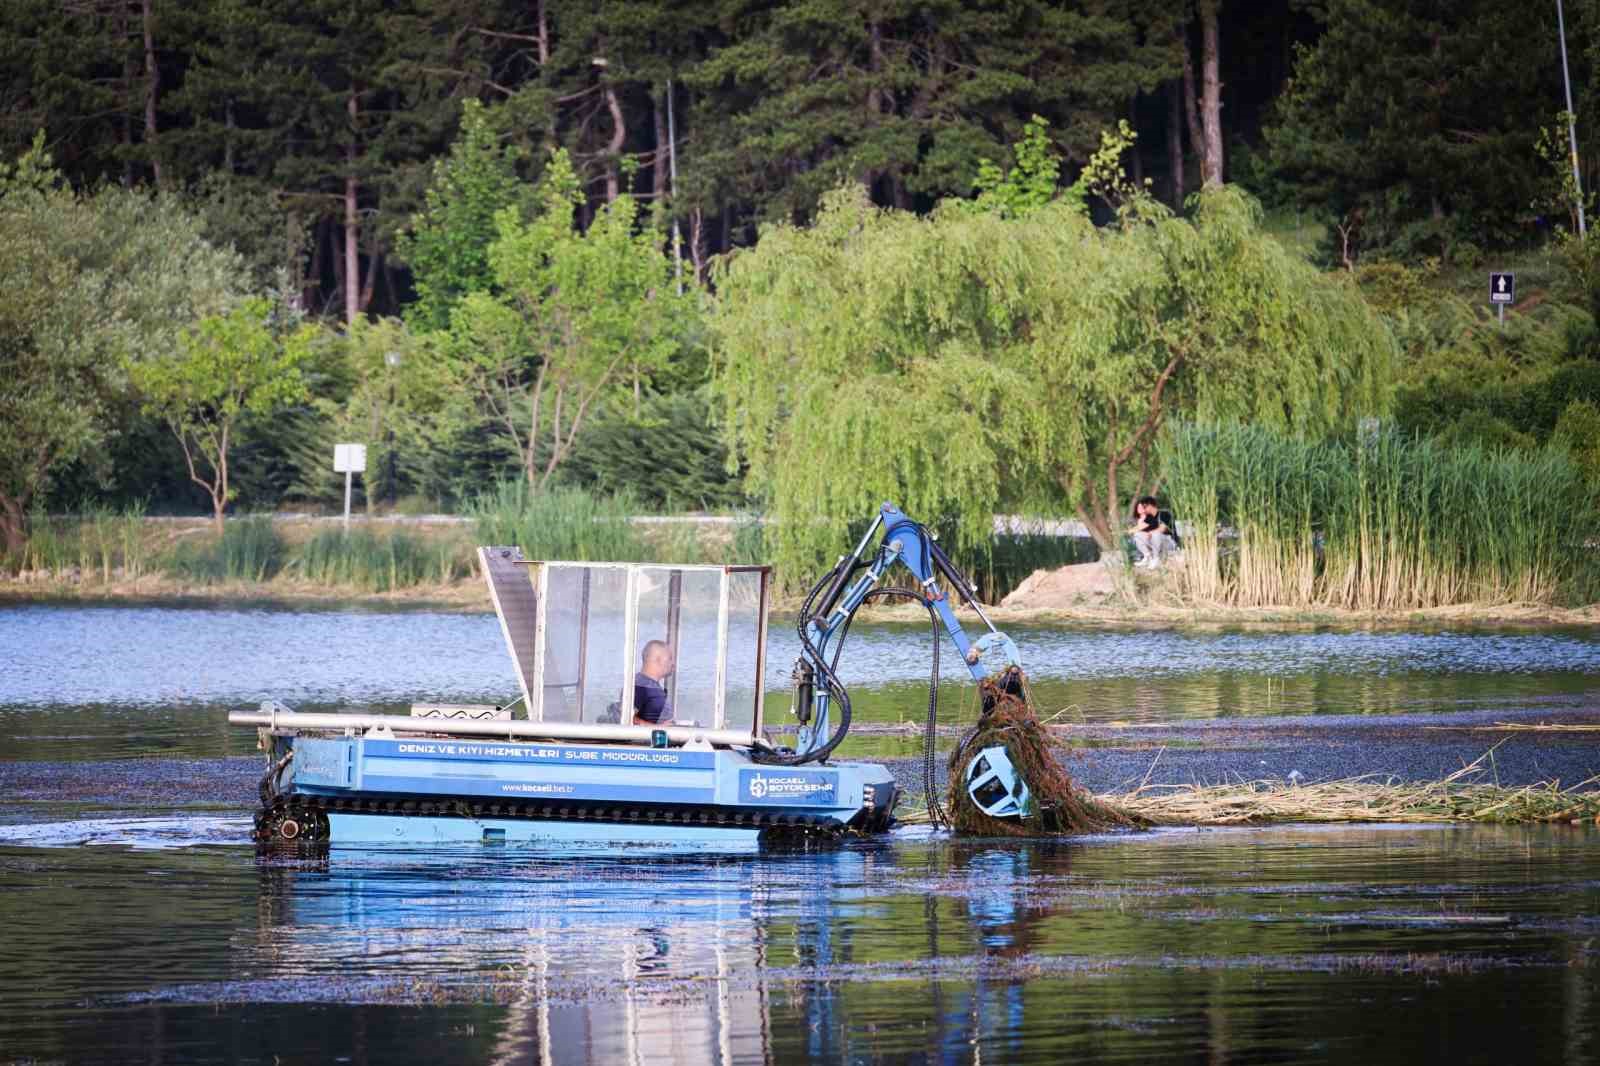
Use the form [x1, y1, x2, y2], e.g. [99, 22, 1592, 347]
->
[755, 557, 952, 826]
[859, 586, 947, 828]
[752, 557, 856, 766]
[753, 516, 978, 828]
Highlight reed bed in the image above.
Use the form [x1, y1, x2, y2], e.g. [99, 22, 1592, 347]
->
[288, 528, 469, 591]
[1111, 769, 1600, 826]
[162, 516, 285, 583]
[466, 482, 651, 562]
[9, 503, 153, 579]
[1161, 423, 1597, 610]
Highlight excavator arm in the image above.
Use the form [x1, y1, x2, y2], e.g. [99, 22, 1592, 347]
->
[778, 503, 1021, 764]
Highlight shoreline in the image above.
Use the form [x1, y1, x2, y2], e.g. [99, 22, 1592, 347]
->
[3, 574, 1599, 628]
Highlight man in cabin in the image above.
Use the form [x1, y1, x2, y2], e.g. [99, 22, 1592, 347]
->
[632, 639, 676, 725]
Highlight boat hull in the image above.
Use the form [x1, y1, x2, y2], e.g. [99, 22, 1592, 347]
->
[257, 734, 897, 847]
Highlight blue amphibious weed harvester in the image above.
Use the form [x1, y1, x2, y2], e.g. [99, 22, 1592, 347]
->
[233, 503, 1030, 847]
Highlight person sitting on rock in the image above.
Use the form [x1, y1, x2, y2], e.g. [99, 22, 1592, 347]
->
[1128, 496, 1178, 570]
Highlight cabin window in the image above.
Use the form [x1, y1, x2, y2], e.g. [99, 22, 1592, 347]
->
[503, 557, 769, 736]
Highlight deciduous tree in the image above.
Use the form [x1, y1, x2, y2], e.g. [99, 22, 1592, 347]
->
[712, 177, 1393, 579]
[130, 298, 320, 532]
[452, 149, 698, 487]
[0, 140, 239, 555]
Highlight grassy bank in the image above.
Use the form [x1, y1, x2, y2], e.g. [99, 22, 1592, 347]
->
[6, 477, 1597, 624]
[0, 486, 1088, 606]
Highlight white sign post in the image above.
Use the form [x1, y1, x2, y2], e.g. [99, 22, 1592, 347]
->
[333, 443, 367, 532]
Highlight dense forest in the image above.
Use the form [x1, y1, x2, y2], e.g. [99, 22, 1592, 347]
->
[4, 1, 1600, 599]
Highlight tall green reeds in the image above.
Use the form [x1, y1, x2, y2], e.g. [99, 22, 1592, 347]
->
[163, 516, 285, 583]
[288, 528, 469, 591]
[466, 482, 652, 562]
[9, 503, 151, 580]
[1161, 423, 1597, 609]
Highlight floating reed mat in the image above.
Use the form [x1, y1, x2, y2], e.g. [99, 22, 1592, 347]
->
[1110, 754, 1600, 827]
[1419, 721, 1600, 734]
[912, 744, 1600, 832]
[944, 669, 1134, 837]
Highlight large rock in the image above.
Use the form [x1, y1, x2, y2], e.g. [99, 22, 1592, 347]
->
[1000, 560, 1119, 610]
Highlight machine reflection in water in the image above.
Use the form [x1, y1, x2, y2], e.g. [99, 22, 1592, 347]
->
[242, 838, 1061, 1065]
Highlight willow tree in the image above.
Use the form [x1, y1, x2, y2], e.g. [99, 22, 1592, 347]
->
[712, 183, 1393, 580]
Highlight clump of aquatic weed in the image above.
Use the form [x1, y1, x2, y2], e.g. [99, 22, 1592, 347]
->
[1109, 751, 1600, 826]
[945, 668, 1135, 836]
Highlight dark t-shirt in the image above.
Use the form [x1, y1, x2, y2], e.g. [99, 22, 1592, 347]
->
[1137, 513, 1160, 532]
[633, 672, 672, 724]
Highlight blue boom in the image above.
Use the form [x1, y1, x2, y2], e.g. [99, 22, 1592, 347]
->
[788, 502, 1021, 761]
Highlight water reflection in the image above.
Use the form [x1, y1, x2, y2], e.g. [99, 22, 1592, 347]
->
[1, 822, 1597, 1063]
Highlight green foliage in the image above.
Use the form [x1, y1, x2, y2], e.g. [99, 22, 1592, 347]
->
[288, 527, 468, 591]
[1264, 0, 1563, 263]
[1532, 114, 1595, 236]
[1434, 410, 1537, 453]
[712, 181, 1393, 581]
[559, 389, 745, 511]
[1549, 230, 1600, 322]
[1366, 251, 1600, 451]
[1067, 120, 1148, 217]
[1553, 399, 1600, 482]
[5, 502, 150, 580]
[967, 116, 1148, 221]
[451, 149, 700, 487]
[683, 0, 1180, 222]
[0, 137, 240, 551]
[1161, 423, 1597, 608]
[1396, 349, 1600, 444]
[129, 298, 320, 526]
[182, 174, 308, 293]
[162, 516, 285, 583]
[278, 316, 460, 509]
[397, 100, 532, 332]
[969, 116, 1071, 219]
[467, 482, 650, 563]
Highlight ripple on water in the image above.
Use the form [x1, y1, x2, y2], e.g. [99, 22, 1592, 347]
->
[0, 815, 251, 849]
[1, 605, 1597, 728]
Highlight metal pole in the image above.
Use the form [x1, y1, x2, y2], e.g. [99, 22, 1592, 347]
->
[1557, 0, 1587, 237]
[667, 78, 683, 293]
[386, 378, 396, 506]
[343, 470, 352, 532]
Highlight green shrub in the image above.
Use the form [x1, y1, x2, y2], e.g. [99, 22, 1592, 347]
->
[1434, 410, 1537, 452]
[1553, 399, 1600, 483]
[558, 389, 745, 511]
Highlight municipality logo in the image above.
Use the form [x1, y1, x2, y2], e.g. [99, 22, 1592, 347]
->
[744, 770, 834, 801]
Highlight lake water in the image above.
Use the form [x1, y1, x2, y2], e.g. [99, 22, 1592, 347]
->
[1, 602, 1597, 1063]
[3, 602, 1598, 759]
